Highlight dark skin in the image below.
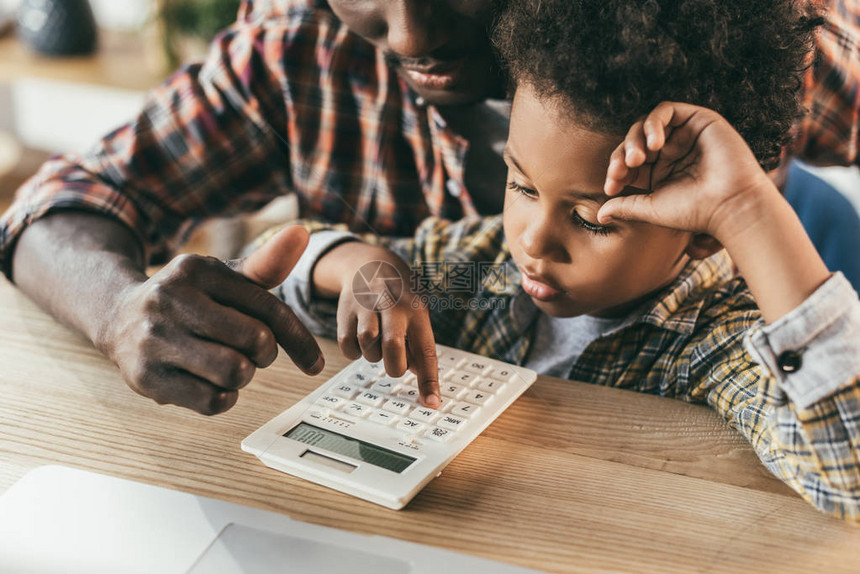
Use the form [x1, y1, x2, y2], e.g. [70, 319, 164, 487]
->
[11, 1, 502, 415]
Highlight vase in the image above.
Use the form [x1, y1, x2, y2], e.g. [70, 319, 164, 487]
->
[17, 0, 97, 56]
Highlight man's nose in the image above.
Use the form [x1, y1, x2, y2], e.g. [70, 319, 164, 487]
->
[386, 2, 450, 58]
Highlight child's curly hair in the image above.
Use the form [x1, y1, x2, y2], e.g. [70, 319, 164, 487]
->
[493, 0, 822, 170]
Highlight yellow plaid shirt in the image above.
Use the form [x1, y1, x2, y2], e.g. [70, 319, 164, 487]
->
[287, 215, 860, 521]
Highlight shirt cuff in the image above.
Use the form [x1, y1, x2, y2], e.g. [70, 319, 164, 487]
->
[275, 230, 360, 338]
[744, 273, 860, 409]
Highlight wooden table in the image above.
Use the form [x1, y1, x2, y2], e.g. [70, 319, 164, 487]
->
[0, 276, 857, 572]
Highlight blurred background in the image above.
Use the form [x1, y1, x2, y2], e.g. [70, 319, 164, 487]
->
[0, 0, 292, 258]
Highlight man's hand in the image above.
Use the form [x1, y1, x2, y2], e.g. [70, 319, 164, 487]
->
[98, 226, 324, 415]
[313, 242, 441, 408]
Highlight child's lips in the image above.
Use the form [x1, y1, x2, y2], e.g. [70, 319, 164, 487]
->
[520, 272, 564, 301]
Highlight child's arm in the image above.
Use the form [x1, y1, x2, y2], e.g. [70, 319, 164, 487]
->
[274, 216, 503, 408]
[601, 101, 860, 520]
[311, 240, 442, 408]
[599, 101, 831, 323]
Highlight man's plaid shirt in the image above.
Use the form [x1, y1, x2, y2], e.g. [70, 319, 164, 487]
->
[285, 215, 860, 522]
[0, 0, 480, 277]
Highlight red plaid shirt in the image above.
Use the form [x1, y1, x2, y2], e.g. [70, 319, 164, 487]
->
[793, 0, 860, 165]
[0, 0, 478, 275]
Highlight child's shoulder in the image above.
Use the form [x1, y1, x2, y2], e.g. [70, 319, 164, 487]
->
[652, 251, 760, 338]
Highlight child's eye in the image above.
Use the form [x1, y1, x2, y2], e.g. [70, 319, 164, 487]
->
[572, 210, 611, 236]
[506, 181, 538, 198]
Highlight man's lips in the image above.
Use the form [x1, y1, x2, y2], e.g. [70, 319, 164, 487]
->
[401, 61, 464, 91]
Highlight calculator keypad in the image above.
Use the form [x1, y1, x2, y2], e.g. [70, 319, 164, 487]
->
[306, 347, 530, 450]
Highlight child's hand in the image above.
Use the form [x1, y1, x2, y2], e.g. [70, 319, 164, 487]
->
[314, 242, 441, 408]
[599, 101, 777, 242]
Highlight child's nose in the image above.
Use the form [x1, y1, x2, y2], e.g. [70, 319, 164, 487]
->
[520, 217, 567, 262]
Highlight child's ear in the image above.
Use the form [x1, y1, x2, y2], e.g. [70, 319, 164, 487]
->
[685, 234, 724, 260]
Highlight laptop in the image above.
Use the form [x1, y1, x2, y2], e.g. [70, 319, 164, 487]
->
[0, 466, 543, 574]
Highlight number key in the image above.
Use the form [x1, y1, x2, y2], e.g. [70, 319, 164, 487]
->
[450, 403, 480, 418]
[477, 378, 504, 393]
[440, 382, 466, 398]
[464, 360, 490, 376]
[463, 390, 491, 405]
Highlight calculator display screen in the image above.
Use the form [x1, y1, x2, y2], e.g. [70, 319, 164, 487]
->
[285, 423, 416, 473]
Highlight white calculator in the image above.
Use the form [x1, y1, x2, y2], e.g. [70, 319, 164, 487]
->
[242, 345, 537, 509]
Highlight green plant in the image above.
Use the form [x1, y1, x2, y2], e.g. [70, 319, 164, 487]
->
[159, 0, 241, 69]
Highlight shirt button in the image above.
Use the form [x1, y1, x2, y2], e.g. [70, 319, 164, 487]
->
[777, 350, 802, 373]
[446, 178, 462, 197]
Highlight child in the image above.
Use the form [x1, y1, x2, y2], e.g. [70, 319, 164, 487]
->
[275, 0, 860, 520]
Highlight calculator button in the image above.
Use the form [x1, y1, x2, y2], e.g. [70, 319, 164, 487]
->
[476, 379, 504, 393]
[396, 387, 421, 403]
[371, 381, 400, 395]
[489, 367, 517, 384]
[437, 365, 456, 381]
[342, 401, 372, 418]
[463, 360, 491, 376]
[438, 353, 464, 369]
[450, 403, 480, 418]
[437, 414, 467, 431]
[435, 396, 454, 412]
[363, 361, 384, 372]
[451, 372, 479, 387]
[356, 391, 385, 408]
[346, 372, 375, 388]
[409, 407, 440, 424]
[383, 399, 412, 415]
[368, 410, 400, 426]
[424, 426, 454, 443]
[331, 384, 360, 399]
[440, 382, 466, 398]
[315, 395, 345, 409]
[397, 418, 427, 434]
[463, 390, 491, 405]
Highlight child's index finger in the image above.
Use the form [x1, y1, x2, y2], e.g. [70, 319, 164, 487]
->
[406, 313, 440, 408]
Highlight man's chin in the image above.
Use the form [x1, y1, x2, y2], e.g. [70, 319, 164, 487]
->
[407, 84, 489, 107]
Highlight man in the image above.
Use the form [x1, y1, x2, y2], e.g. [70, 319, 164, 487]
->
[0, 0, 509, 414]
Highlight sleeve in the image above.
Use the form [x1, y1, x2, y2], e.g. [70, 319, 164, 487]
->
[684, 273, 860, 521]
[273, 215, 505, 345]
[276, 229, 360, 338]
[0, 17, 301, 278]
